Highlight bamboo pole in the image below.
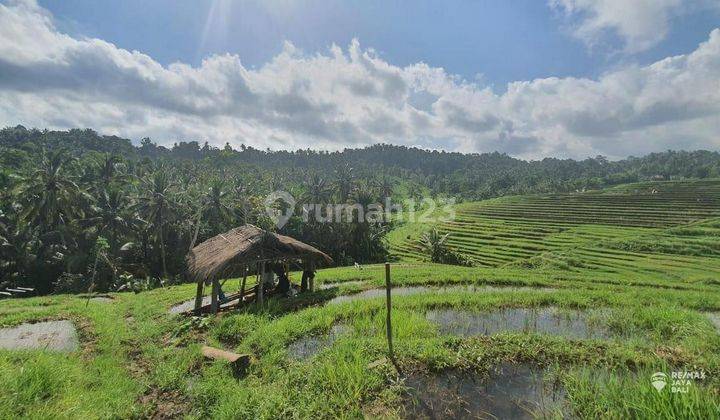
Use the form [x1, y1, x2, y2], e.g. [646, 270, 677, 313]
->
[385, 262, 394, 359]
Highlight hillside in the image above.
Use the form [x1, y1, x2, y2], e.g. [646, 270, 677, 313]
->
[4, 127, 720, 295]
[391, 179, 720, 286]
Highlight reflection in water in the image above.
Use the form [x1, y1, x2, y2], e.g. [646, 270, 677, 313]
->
[426, 307, 610, 339]
[706, 312, 720, 332]
[0, 320, 80, 352]
[327, 285, 552, 305]
[403, 363, 566, 419]
[287, 324, 351, 360]
[319, 280, 366, 290]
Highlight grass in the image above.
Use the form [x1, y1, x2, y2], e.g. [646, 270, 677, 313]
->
[1, 179, 720, 418]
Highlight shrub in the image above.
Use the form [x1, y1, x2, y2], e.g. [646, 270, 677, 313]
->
[419, 229, 474, 266]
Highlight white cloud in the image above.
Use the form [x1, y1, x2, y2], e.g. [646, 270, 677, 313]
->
[0, 0, 719, 159]
[550, 0, 720, 53]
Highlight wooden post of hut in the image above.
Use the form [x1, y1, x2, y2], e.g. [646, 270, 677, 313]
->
[257, 262, 265, 306]
[239, 267, 247, 298]
[194, 281, 204, 313]
[184, 225, 333, 316]
[309, 259, 315, 292]
[211, 277, 220, 314]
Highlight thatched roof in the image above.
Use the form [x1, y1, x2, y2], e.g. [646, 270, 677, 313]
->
[186, 225, 333, 283]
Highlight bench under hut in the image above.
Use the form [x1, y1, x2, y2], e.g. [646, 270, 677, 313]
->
[186, 224, 333, 314]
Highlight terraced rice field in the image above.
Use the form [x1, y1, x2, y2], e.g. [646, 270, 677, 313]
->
[3, 179, 720, 418]
[391, 179, 720, 285]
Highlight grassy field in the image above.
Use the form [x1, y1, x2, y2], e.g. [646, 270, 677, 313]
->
[391, 179, 720, 286]
[2, 180, 720, 418]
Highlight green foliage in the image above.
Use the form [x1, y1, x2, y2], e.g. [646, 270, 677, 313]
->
[0, 127, 404, 292]
[115, 273, 171, 293]
[53, 273, 90, 294]
[419, 228, 474, 266]
[565, 367, 720, 419]
[2, 125, 720, 295]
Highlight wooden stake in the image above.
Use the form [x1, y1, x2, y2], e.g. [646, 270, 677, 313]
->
[193, 281, 204, 313]
[385, 262, 394, 359]
[210, 277, 220, 314]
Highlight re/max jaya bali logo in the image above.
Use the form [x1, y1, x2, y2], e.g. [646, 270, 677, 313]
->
[651, 370, 706, 394]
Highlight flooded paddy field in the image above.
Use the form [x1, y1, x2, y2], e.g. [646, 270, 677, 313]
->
[327, 284, 553, 305]
[402, 363, 566, 419]
[425, 306, 611, 339]
[0, 320, 79, 352]
[287, 324, 352, 360]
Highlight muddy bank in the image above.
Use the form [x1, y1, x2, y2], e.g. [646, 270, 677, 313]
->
[77, 294, 114, 303]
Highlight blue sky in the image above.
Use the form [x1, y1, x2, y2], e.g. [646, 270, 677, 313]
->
[1, 0, 719, 159]
[41, 0, 719, 88]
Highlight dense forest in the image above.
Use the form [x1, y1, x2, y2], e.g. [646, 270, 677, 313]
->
[1, 125, 720, 294]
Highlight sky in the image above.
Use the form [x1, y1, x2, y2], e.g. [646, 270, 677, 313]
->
[0, 0, 719, 160]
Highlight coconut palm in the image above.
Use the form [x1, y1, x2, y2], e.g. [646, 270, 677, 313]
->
[204, 178, 234, 234]
[85, 187, 138, 254]
[95, 153, 128, 188]
[15, 149, 87, 232]
[188, 178, 235, 250]
[135, 169, 177, 278]
[334, 163, 354, 202]
[302, 172, 332, 204]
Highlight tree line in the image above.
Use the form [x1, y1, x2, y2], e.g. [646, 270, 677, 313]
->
[1, 125, 719, 294]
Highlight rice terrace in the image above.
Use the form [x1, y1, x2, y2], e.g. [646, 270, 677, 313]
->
[2, 1, 720, 419]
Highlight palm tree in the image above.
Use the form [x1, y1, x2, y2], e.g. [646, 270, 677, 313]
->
[347, 182, 379, 258]
[188, 178, 234, 250]
[15, 149, 86, 233]
[334, 163, 354, 202]
[204, 178, 234, 234]
[302, 172, 332, 204]
[135, 169, 176, 278]
[12, 149, 89, 291]
[95, 154, 128, 188]
[379, 175, 394, 199]
[85, 187, 138, 254]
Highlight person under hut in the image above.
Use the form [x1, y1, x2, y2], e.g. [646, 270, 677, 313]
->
[272, 264, 291, 295]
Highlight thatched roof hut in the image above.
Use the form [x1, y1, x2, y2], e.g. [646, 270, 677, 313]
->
[185, 225, 332, 314]
[187, 224, 333, 283]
